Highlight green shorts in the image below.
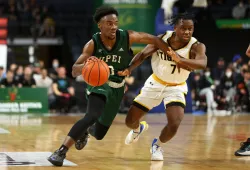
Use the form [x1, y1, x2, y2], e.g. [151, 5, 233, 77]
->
[86, 83, 125, 127]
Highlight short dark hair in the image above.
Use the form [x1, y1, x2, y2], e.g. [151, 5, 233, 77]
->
[169, 12, 196, 26]
[41, 67, 47, 71]
[0, 66, 3, 70]
[7, 69, 13, 74]
[93, 5, 118, 23]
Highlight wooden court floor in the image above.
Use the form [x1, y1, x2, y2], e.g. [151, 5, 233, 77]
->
[0, 113, 250, 170]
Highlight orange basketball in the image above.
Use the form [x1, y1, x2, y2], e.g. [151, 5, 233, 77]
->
[82, 57, 110, 86]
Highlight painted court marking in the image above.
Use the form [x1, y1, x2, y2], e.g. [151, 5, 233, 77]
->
[0, 152, 77, 166]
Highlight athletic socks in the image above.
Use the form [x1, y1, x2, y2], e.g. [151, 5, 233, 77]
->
[58, 145, 68, 154]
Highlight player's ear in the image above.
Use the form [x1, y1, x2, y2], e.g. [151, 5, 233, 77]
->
[174, 25, 177, 32]
[97, 22, 101, 29]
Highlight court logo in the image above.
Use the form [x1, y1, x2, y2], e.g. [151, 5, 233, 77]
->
[0, 153, 35, 165]
[0, 152, 76, 166]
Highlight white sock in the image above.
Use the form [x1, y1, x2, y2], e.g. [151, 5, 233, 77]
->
[156, 137, 164, 146]
[133, 124, 141, 133]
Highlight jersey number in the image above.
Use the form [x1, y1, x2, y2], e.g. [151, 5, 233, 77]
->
[170, 64, 180, 74]
[108, 66, 115, 75]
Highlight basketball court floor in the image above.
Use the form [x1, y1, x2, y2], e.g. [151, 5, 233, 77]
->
[0, 113, 250, 170]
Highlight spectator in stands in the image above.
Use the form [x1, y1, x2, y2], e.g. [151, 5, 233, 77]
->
[33, 62, 42, 82]
[8, 4, 18, 21]
[233, 54, 243, 71]
[33, 62, 41, 75]
[235, 69, 250, 112]
[199, 68, 218, 114]
[30, 15, 42, 38]
[191, 71, 201, 102]
[19, 66, 36, 87]
[52, 66, 76, 113]
[36, 68, 55, 109]
[31, 5, 41, 20]
[233, 54, 243, 83]
[216, 67, 236, 110]
[39, 60, 45, 68]
[9, 63, 17, 73]
[22, 1, 32, 21]
[0, 66, 6, 81]
[244, 69, 250, 98]
[40, 15, 55, 37]
[49, 59, 59, 79]
[40, 5, 49, 22]
[0, 70, 18, 87]
[232, 0, 247, 19]
[211, 57, 225, 86]
[14, 65, 23, 82]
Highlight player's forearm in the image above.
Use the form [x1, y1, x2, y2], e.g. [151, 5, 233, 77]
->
[127, 52, 146, 72]
[72, 64, 85, 77]
[154, 37, 170, 55]
[178, 58, 207, 70]
[72, 53, 92, 77]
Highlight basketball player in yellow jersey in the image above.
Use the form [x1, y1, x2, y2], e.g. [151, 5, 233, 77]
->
[234, 44, 250, 156]
[118, 13, 207, 161]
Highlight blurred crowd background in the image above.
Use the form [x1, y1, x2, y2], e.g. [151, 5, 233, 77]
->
[0, 0, 250, 115]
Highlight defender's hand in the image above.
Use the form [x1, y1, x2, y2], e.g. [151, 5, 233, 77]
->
[166, 47, 181, 63]
[117, 68, 131, 76]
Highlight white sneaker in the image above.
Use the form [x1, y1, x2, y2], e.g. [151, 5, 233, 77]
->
[150, 161, 163, 170]
[125, 121, 149, 145]
[150, 138, 164, 161]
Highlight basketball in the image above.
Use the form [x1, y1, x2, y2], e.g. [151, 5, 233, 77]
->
[82, 57, 110, 86]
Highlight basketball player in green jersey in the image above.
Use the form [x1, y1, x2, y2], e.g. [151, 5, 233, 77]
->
[48, 5, 174, 166]
[235, 44, 250, 156]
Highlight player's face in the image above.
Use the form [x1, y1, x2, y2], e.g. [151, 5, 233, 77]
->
[99, 14, 118, 40]
[174, 19, 194, 43]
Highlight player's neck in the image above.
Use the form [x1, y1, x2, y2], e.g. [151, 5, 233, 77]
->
[100, 34, 116, 49]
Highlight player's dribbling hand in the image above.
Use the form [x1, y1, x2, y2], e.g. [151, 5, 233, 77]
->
[86, 56, 99, 62]
[117, 68, 131, 76]
[166, 47, 181, 63]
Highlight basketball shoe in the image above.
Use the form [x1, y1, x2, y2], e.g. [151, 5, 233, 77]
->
[150, 138, 164, 161]
[235, 138, 250, 156]
[125, 121, 148, 145]
[47, 150, 66, 166]
[75, 132, 90, 150]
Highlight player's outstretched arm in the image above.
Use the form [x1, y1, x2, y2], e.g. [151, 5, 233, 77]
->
[130, 44, 158, 71]
[118, 44, 157, 76]
[128, 30, 171, 56]
[72, 40, 94, 77]
[167, 42, 207, 70]
[118, 32, 165, 76]
[246, 44, 250, 57]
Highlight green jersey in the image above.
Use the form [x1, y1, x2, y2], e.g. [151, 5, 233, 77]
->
[92, 29, 133, 83]
[86, 29, 133, 127]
